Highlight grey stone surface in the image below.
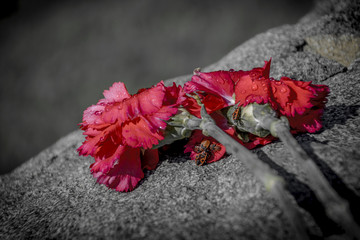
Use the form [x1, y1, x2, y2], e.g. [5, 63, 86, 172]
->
[1, 0, 360, 239]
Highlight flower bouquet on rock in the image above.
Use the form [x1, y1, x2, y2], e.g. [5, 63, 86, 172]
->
[78, 60, 360, 239]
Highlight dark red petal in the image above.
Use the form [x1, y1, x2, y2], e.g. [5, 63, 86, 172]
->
[181, 96, 202, 118]
[164, 82, 187, 106]
[243, 134, 275, 149]
[202, 94, 228, 113]
[308, 84, 330, 108]
[278, 77, 314, 117]
[78, 123, 118, 156]
[287, 109, 324, 133]
[262, 59, 272, 79]
[90, 143, 127, 174]
[141, 149, 159, 170]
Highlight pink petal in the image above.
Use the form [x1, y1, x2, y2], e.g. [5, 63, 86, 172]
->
[82, 104, 105, 126]
[102, 82, 131, 104]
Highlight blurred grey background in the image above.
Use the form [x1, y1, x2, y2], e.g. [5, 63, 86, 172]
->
[0, 0, 313, 174]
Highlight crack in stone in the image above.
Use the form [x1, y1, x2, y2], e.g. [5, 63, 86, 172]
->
[319, 67, 348, 82]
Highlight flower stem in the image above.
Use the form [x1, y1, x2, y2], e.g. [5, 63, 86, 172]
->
[193, 106, 310, 240]
[274, 123, 360, 239]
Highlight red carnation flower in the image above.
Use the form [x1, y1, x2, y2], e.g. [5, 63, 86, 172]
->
[233, 59, 329, 133]
[183, 59, 329, 164]
[78, 81, 183, 192]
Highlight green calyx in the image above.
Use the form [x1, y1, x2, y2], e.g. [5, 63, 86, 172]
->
[227, 103, 290, 138]
[152, 108, 197, 149]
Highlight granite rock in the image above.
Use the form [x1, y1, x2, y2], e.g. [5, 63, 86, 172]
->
[1, 0, 360, 239]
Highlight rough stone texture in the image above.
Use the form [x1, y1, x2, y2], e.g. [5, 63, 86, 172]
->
[1, 0, 360, 239]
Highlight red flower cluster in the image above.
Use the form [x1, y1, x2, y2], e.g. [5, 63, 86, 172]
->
[78, 59, 329, 192]
[78, 81, 183, 192]
[183, 59, 329, 163]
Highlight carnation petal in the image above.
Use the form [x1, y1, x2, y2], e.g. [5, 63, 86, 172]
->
[102, 82, 131, 103]
[186, 70, 235, 105]
[122, 117, 163, 149]
[243, 134, 275, 149]
[288, 109, 324, 133]
[82, 104, 105, 126]
[90, 143, 127, 173]
[262, 59, 272, 79]
[278, 77, 314, 116]
[234, 75, 271, 106]
[141, 149, 159, 170]
[270, 80, 291, 111]
[102, 83, 166, 124]
[91, 146, 144, 192]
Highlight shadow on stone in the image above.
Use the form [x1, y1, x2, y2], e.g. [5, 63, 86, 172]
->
[257, 150, 344, 237]
[303, 141, 360, 225]
[322, 104, 360, 130]
[138, 139, 190, 188]
[158, 139, 190, 163]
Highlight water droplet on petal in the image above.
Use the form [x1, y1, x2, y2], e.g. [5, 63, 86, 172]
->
[229, 69, 234, 72]
[263, 87, 268, 91]
[94, 111, 102, 116]
[100, 137, 105, 142]
[272, 87, 277, 93]
[241, 90, 246, 94]
[252, 85, 258, 91]
[280, 87, 287, 93]
[117, 105, 122, 110]
[275, 81, 282, 86]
